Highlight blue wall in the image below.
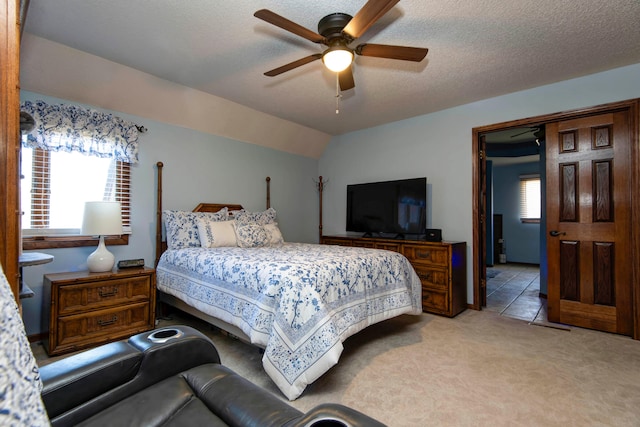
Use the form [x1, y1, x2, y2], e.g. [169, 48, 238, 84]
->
[492, 162, 541, 264]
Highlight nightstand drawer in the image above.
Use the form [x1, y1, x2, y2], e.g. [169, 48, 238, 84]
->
[422, 288, 448, 313]
[403, 245, 449, 266]
[55, 302, 151, 349]
[57, 275, 152, 315]
[413, 266, 448, 290]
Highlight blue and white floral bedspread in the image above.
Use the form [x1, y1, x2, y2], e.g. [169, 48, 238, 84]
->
[156, 242, 422, 400]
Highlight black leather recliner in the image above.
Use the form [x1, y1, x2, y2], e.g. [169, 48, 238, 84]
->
[40, 326, 385, 427]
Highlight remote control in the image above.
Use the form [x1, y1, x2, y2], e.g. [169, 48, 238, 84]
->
[117, 259, 145, 269]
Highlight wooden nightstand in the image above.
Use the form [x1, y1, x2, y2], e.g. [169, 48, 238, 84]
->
[44, 267, 156, 356]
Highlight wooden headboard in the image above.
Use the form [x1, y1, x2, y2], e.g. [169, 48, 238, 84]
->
[193, 203, 244, 213]
[154, 162, 271, 266]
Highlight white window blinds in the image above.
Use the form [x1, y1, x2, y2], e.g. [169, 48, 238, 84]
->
[519, 174, 541, 221]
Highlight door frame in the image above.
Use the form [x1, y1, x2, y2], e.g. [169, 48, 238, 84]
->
[471, 98, 640, 339]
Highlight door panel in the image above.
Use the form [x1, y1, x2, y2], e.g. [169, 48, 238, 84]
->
[546, 110, 633, 336]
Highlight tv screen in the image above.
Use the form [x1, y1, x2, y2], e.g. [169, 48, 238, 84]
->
[347, 177, 427, 236]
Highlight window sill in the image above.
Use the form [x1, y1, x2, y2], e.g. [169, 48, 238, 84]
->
[22, 235, 129, 250]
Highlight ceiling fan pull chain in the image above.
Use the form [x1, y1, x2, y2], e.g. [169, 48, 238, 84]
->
[335, 73, 341, 114]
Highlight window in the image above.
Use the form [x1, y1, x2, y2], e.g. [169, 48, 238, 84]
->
[20, 100, 141, 250]
[519, 174, 541, 223]
[21, 147, 131, 233]
[21, 147, 131, 249]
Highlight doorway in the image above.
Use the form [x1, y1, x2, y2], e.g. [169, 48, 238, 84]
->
[484, 126, 545, 322]
[471, 99, 640, 339]
[485, 263, 544, 323]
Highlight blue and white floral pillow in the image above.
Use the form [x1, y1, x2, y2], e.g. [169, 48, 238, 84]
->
[164, 208, 228, 249]
[235, 222, 269, 248]
[234, 207, 277, 225]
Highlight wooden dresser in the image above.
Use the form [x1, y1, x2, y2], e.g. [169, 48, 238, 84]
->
[44, 267, 156, 356]
[321, 235, 467, 317]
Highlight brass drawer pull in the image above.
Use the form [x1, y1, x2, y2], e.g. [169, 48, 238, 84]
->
[97, 315, 118, 326]
[416, 250, 431, 259]
[417, 271, 433, 281]
[98, 287, 118, 298]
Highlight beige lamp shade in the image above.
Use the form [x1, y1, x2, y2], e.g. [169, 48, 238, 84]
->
[82, 202, 122, 272]
[82, 201, 123, 236]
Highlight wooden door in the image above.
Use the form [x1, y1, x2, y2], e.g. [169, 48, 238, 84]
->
[0, 0, 22, 301]
[479, 135, 487, 307]
[546, 110, 633, 335]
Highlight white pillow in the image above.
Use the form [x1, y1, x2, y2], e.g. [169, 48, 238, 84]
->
[264, 223, 284, 245]
[197, 219, 237, 248]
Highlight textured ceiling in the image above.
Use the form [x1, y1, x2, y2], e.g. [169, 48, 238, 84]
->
[23, 0, 640, 136]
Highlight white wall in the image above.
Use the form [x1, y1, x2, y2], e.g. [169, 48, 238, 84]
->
[319, 63, 640, 304]
[20, 91, 320, 336]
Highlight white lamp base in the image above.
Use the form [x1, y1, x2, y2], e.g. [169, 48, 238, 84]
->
[87, 235, 115, 273]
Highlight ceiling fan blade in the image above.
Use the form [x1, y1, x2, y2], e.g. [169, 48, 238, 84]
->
[510, 129, 533, 138]
[264, 54, 322, 77]
[342, 0, 400, 39]
[355, 43, 428, 61]
[254, 9, 326, 44]
[339, 66, 355, 91]
[510, 126, 542, 138]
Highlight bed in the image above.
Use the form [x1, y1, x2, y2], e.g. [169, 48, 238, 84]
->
[154, 163, 422, 400]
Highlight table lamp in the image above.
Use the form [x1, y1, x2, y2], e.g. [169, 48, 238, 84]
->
[82, 201, 123, 272]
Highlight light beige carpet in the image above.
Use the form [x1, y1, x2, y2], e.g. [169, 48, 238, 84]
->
[35, 309, 640, 426]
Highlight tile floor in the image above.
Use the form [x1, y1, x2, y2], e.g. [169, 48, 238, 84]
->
[485, 263, 547, 324]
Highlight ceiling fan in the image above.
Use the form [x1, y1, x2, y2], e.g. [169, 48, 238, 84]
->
[254, 0, 428, 91]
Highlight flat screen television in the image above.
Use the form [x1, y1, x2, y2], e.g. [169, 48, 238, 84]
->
[347, 177, 427, 237]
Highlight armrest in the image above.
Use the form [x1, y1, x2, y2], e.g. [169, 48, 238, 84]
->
[41, 326, 221, 427]
[40, 341, 142, 420]
[288, 403, 387, 427]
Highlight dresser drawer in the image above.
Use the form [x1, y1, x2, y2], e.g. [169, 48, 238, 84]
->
[422, 288, 448, 313]
[374, 242, 402, 252]
[321, 237, 352, 246]
[351, 240, 376, 248]
[57, 275, 152, 315]
[403, 245, 449, 267]
[413, 266, 449, 290]
[54, 302, 151, 350]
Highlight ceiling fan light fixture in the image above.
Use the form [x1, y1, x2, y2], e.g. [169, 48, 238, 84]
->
[322, 45, 353, 72]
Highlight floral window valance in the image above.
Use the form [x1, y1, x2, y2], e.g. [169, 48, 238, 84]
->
[20, 100, 141, 164]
